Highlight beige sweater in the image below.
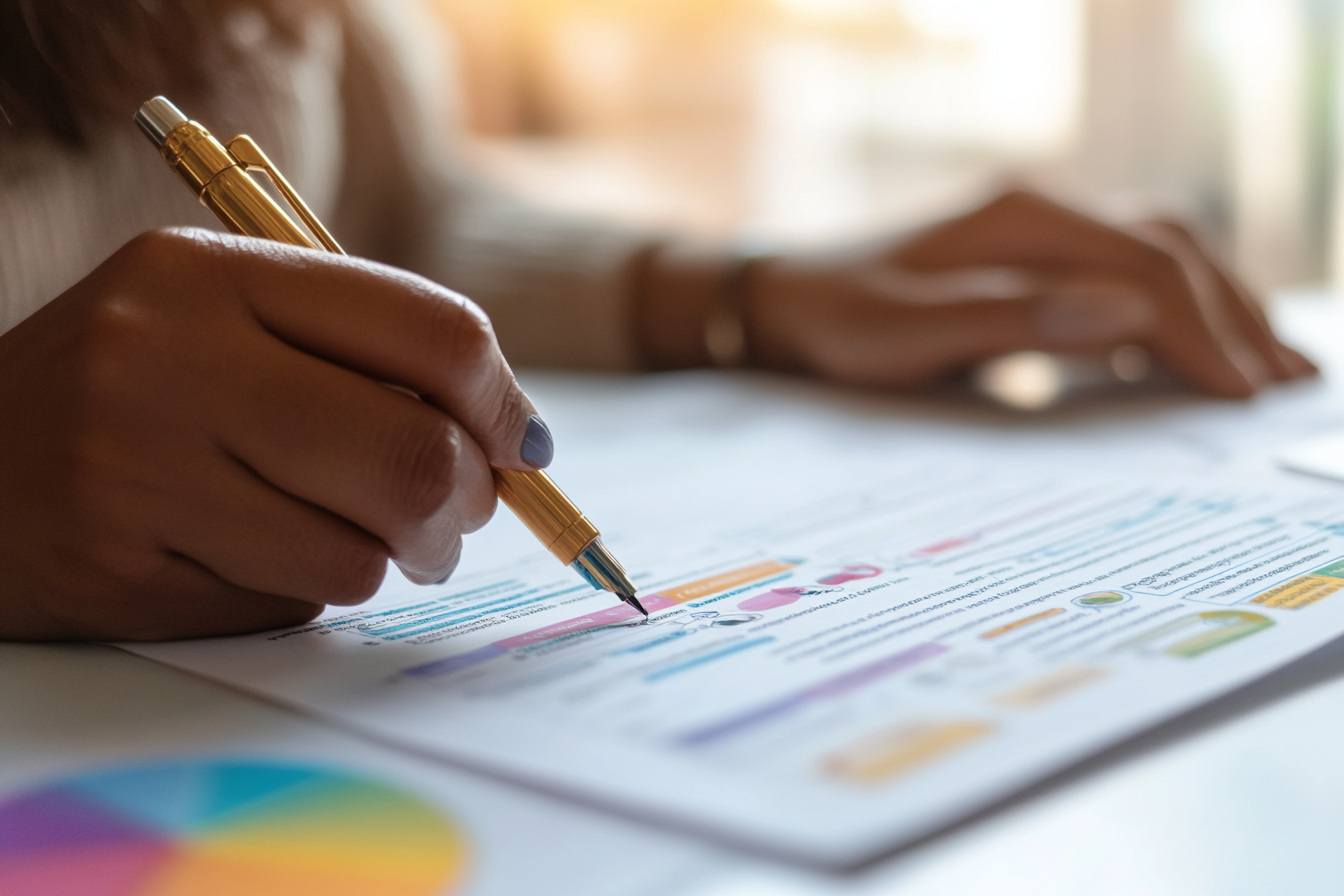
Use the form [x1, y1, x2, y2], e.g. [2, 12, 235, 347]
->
[0, 1, 652, 370]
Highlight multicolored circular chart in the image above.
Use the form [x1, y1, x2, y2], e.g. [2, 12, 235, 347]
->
[0, 758, 468, 896]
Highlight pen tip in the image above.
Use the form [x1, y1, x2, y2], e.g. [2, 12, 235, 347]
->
[624, 593, 648, 618]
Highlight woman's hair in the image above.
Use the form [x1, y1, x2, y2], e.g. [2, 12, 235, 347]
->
[0, 0, 311, 147]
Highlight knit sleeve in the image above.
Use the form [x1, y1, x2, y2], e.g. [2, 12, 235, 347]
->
[337, 0, 660, 371]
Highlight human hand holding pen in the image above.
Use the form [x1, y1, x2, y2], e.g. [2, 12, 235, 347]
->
[0, 228, 551, 641]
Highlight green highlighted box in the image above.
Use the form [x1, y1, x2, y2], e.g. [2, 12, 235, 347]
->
[1118, 611, 1274, 659]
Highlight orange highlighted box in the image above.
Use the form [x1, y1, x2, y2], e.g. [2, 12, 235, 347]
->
[824, 720, 994, 785]
[665, 560, 796, 605]
[1252, 574, 1344, 609]
[993, 665, 1110, 709]
[979, 607, 1064, 640]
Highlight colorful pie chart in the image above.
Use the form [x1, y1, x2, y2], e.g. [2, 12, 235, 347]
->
[0, 758, 468, 896]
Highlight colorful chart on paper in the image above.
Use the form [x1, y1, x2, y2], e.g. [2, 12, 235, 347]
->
[0, 758, 467, 896]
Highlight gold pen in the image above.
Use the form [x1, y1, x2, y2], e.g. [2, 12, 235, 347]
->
[135, 96, 646, 617]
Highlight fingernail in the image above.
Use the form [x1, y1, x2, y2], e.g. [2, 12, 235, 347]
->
[520, 414, 554, 469]
[1036, 287, 1155, 344]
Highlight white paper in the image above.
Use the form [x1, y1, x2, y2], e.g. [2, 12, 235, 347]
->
[1276, 430, 1344, 483]
[127, 450, 1344, 866]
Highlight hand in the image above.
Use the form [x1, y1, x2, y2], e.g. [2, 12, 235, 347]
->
[0, 228, 545, 641]
[640, 191, 1314, 396]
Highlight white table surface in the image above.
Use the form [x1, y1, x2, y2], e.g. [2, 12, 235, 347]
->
[8, 294, 1344, 896]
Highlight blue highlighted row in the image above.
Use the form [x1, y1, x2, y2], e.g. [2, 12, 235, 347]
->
[644, 637, 775, 683]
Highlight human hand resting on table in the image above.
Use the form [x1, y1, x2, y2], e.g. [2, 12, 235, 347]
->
[0, 228, 547, 641]
[639, 190, 1315, 396]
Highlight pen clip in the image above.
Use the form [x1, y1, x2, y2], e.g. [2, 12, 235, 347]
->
[224, 135, 344, 255]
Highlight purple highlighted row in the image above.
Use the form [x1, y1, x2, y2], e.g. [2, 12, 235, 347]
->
[675, 642, 948, 748]
[401, 645, 507, 678]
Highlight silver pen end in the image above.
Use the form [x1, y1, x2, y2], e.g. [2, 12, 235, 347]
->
[135, 96, 188, 147]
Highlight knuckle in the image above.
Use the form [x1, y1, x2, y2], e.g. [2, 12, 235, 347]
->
[69, 243, 195, 401]
[73, 298, 160, 403]
[458, 476, 499, 535]
[325, 538, 389, 605]
[386, 416, 461, 525]
[116, 227, 217, 274]
[69, 234, 238, 410]
[424, 293, 522, 441]
[426, 292, 495, 367]
[118, 228, 184, 265]
[484, 378, 528, 448]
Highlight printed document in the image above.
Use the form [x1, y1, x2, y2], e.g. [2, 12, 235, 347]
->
[128, 451, 1344, 865]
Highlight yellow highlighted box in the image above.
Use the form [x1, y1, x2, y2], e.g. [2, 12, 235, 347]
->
[662, 560, 797, 605]
[824, 720, 994, 785]
[993, 665, 1110, 709]
[979, 607, 1064, 640]
[1252, 574, 1344, 609]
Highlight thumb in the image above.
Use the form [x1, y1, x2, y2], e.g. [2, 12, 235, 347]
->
[422, 312, 554, 472]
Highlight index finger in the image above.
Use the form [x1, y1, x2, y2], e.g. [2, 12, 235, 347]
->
[1134, 219, 1317, 382]
[191, 229, 545, 471]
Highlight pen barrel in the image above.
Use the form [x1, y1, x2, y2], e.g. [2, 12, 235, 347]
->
[492, 468, 599, 566]
[158, 122, 314, 249]
[201, 168, 314, 248]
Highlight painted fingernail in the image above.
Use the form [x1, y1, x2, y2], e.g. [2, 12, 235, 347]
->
[1036, 287, 1155, 343]
[520, 414, 554, 469]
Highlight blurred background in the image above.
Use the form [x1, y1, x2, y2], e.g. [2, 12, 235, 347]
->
[431, 0, 1344, 299]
